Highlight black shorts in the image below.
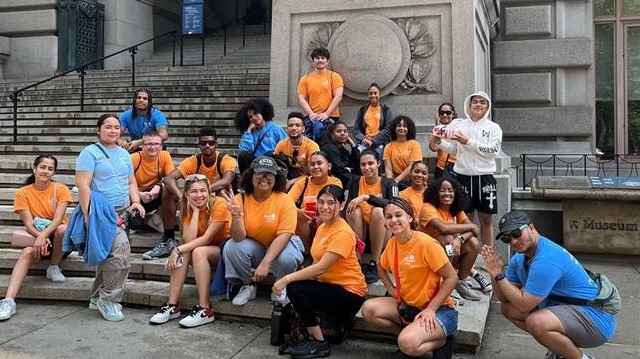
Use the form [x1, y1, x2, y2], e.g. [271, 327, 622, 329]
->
[455, 174, 498, 214]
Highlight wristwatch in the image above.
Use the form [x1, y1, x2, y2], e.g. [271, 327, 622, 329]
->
[494, 273, 505, 282]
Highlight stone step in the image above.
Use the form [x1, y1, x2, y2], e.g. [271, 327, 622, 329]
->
[0, 142, 239, 157]
[0, 266, 488, 352]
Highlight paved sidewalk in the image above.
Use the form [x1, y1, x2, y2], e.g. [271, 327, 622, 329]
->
[1, 255, 638, 359]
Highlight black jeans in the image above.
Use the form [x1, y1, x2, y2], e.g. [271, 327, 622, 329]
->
[287, 280, 365, 329]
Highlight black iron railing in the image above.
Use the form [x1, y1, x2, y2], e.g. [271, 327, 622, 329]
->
[520, 154, 640, 190]
[8, 30, 177, 144]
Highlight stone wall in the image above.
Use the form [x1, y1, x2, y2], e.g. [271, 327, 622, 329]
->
[492, 0, 595, 159]
[0, 0, 58, 79]
[269, 0, 498, 127]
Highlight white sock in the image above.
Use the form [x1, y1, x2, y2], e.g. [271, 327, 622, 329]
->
[582, 353, 590, 359]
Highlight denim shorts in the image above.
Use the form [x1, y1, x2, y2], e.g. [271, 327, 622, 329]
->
[435, 306, 458, 337]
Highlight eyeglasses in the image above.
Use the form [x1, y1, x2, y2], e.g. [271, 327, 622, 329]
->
[292, 149, 299, 158]
[199, 140, 217, 147]
[143, 143, 162, 148]
[185, 174, 207, 181]
[439, 110, 453, 116]
[438, 188, 455, 194]
[497, 224, 529, 244]
[253, 172, 275, 180]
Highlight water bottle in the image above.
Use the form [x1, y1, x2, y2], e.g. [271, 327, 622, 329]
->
[270, 302, 285, 346]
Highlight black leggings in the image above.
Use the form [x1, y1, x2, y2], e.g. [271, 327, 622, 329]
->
[287, 280, 365, 329]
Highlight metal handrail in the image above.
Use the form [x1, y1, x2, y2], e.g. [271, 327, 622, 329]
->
[519, 153, 640, 190]
[9, 30, 177, 143]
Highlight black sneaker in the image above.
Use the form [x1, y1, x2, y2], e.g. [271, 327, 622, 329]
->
[393, 349, 422, 359]
[142, 237, 176, 260]
[432, 335, 455, 359]
[363, 261, 379, 284]
[286, 338, 330, 359]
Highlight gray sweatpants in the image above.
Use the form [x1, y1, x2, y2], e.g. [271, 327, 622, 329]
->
[90, 227, 131, 302]
[223, 235, 304, 283]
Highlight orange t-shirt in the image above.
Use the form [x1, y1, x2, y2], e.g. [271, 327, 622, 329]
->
[274, 137, 320, 176]
[383, 140, 423, 178]
[357, 176, 382, 223]
[237, 192, 297, 248]
[364, 105, 381, 139]
[379, 231, 455, 309]
[436, 149, 456, 170]
[399, 186, 425, 220]
[181, 197, 231, 246]
[177, 152, 236, 184]
[287, 176, 342, 209]
[13, 182, 73, 224]
[419, 203, 468, 237]
[297, 70, 344, 117]
[311, 218, 367, 297]
[131, 151, 175, 190]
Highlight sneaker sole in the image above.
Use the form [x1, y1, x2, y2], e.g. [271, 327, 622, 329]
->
[149, 312, 181, 325]
[178, 316, 215, 328]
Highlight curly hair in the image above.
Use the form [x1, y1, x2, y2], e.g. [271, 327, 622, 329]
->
[310, 47, 330, 60]
[131, 88, 153, 117]
[234, 98, 275, 132]
[238, 167, 287, 194]
[389, 115, 416, 141]
[423, 177, 465, 216]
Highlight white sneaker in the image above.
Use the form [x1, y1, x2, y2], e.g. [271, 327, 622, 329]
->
[149, 303, 181, 325]
[178, 305, 215, 328]
[89, 297, 122, 311]
[270, 288, 289, 305]
[232, 284, 256, 306]
[96, 298, 124, 322]
[46, 265, 66, 283]
[0, 298, 17, 321]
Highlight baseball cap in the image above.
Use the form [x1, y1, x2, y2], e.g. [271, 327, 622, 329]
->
[250, 156, 278, 175]
[496, 211, 531, 238]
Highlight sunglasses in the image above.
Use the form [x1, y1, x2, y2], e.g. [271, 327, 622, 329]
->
[497, 224, 529, 244]
[292, 149, 299, 158]
[199, 140, 217, 147]
[439, 110, 453, 116]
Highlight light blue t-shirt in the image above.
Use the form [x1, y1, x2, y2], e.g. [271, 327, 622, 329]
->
[76, 143, 133, 207]
[119, 107, 168, 140]
[506, 236, 617, 340]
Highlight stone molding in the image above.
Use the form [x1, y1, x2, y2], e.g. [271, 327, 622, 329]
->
[494, 106, 593, 137]
[493, 38, 592, 69]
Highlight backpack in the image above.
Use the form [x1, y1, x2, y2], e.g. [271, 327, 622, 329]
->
[196, 152, 238, 192]
[549, 268, 621, 315]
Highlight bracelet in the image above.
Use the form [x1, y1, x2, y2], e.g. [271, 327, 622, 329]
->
[457, 234, 465, 244]
[174, 246, 182, 256]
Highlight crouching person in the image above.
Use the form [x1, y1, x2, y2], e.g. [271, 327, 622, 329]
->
[361, 197, 458, 359]
[272, 185, 366, 358]
[483, 211, 617, 359]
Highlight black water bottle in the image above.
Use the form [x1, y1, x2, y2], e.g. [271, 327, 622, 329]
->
[270, 302, 285, 346]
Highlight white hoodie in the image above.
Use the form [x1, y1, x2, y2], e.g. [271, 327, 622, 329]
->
[437, 91, 502, 175]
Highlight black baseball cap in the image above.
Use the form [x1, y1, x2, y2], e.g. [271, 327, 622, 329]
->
[496, 211, 531, 239]
[250, 156, 278, 175]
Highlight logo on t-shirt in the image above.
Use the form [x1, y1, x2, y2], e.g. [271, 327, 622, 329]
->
[403, 254, 415, 265]
[264, 213, 276, 222]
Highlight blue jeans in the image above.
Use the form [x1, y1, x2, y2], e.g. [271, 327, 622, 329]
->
[303, 116, 338, 142]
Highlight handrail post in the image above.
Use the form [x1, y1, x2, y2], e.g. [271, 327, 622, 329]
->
[10, 92, 19, 144]
[263, 20, 266, 35]
[129, 46, 138, 87]
[523, 154, 527, 190]
[78, 67, 86, 112]
[616, 154, 620, 177]
[583, 154, 587, 176]
[224, 25, 228, 56]
[172, 31, 176, 67]
[243, 21, 246, 47]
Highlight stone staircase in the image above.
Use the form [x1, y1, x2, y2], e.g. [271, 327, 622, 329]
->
[0, 29, 490, 354]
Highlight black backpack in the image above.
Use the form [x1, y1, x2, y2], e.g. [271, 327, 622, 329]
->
[196, 152, 238, 192]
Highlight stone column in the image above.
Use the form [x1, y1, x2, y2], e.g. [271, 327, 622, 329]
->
[0, 36, 9, 79]
[98, 0, 154, 70]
